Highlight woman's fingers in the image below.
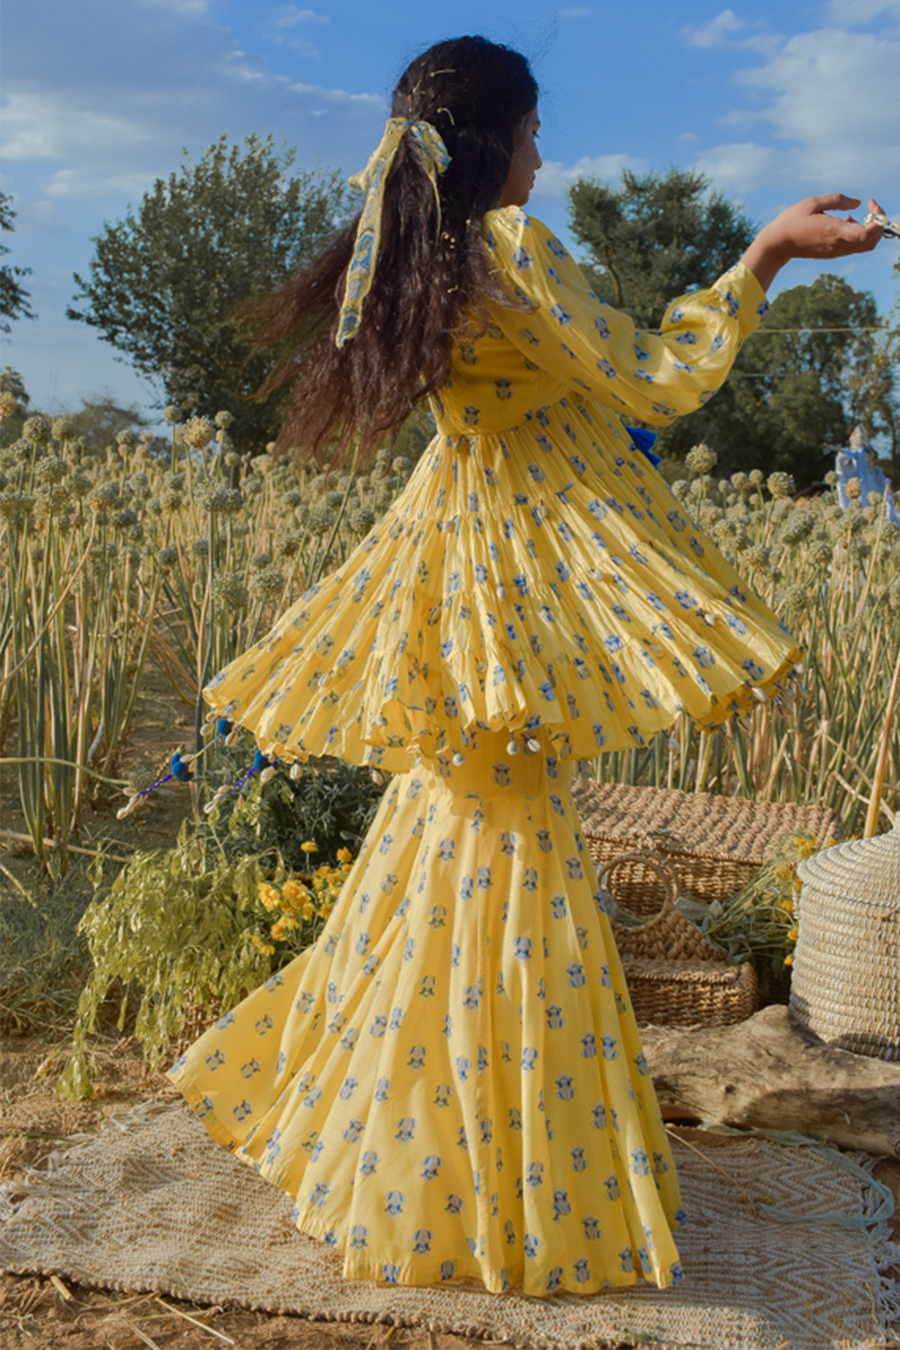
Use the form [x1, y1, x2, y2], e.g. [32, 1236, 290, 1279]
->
[813, 192, 861, 212]
[798, 194, 884, 254]
[741, 191, 887, 290]
[827, 213, 882, 253]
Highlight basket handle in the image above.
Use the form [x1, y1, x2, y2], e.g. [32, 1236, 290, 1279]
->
[601, 848, 679, 922]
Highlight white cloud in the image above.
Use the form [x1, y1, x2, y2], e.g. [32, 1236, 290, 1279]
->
[687, 14, 900, 202]
[1, 93, 152, 162]
[273, 5, 330, 25]
[284, 80, 384, 110]
[823, 0, 900, 21]
[533, 153, 646, 198]
[741, 26, 900, 149]
[42, 168, 153, 200]
[683, 8, 778, 53]
[1, 13, 386, 197]
[691, 141, 783, 194]
[266, 5, 330, 53]
[685, 8, 746, 46]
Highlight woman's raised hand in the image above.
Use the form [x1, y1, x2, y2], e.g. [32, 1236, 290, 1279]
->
[740, 195, 886, 293]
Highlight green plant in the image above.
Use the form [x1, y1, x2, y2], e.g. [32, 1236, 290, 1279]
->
[699, 832, 831, 999]
[207, 746, 386, 873]
[56, 825, 283, 1098]
[68, 135, 350, 448]
[0, 406, 410, 865]
[55, 747, 383, 1098]
[0, 422, 161, 866]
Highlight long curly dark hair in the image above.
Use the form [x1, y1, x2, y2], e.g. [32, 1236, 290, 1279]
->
[243, 36, 539, 463]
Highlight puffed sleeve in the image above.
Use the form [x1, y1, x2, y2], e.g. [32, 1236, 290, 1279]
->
[483, 206, 770, 425]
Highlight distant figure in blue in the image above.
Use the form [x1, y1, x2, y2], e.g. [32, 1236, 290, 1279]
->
[836, 426, 899, 524]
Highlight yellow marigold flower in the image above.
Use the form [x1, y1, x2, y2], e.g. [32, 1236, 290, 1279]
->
[774, 863, 794, 881]
[779, 897, 794, 915]
[250, 933, 275, 955]
[258, 882, 281, 912]
[300, 840, 318, 854]
[783, 954, 794, 966]
[336, 847, 352, 863]
[281, 879, 305, 907]
[271, 915, 299, 940]
[788, 926, 799, 941]
[320, 901, 334, 919]
[301, 900, 316, 921]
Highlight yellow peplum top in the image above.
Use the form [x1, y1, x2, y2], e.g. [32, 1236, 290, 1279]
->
[203, 207, 799, 773]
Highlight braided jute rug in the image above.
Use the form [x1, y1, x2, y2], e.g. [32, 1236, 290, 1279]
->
[1, 1101, 897, 1350]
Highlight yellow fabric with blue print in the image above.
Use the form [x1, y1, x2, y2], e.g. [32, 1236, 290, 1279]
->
[204, 207, 798, 776]
[171, 207, 798, 1297]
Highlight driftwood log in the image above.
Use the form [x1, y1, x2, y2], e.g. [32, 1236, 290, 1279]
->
[643, 1004, 900, 1158]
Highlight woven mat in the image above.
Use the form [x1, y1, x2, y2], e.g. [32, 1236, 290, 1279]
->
[572, 781, 840, 861]
[2, 1103, 897, 1350]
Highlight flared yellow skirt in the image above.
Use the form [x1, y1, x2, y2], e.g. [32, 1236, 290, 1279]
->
[169, 729, 685, 1297]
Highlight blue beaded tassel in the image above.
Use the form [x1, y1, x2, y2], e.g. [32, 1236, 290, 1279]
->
[116, 719, 277, 819]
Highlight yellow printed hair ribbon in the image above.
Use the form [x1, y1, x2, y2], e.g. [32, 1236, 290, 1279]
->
[335, 119, 450, 348]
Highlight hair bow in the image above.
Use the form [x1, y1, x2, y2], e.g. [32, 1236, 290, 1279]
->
[335, 118, 450, 348]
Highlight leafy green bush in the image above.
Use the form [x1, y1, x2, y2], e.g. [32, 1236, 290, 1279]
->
[56, 826, 278, 1099]
[56, 755, 385, 1099]
[207, 749, 385, 873]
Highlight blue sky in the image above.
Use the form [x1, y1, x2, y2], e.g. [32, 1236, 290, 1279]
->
[2, 0, 898, 419]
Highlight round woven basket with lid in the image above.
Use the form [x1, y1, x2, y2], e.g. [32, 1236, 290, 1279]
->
[791, 817, 900, 1060]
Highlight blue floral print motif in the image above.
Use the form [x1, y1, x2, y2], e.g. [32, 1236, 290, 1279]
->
[384, 1191, 404, 1216]
[168, 204, 793, 1300]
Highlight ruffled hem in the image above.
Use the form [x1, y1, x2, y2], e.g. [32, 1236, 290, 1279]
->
[293, 1207, 684, 1295]
[204, 399, 800, 772]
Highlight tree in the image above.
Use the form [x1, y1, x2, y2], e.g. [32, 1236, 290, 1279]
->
[68, 135, 350, 449]
[660, 275, 894, 482]
[66, 394, 150, 457]
[567, 167, 897, 483]
[844, 303, 899, 469]
[567, 168, 757, 328]
[0, 193, 36, 333]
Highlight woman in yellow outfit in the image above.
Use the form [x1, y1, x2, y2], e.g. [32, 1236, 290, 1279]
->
[169, 36, 885, 1297]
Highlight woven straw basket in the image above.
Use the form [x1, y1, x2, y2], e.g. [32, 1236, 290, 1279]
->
[791, 818, 900, 1060]
[603, 850, 758, 1028]
[575, 780, 840, 906]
